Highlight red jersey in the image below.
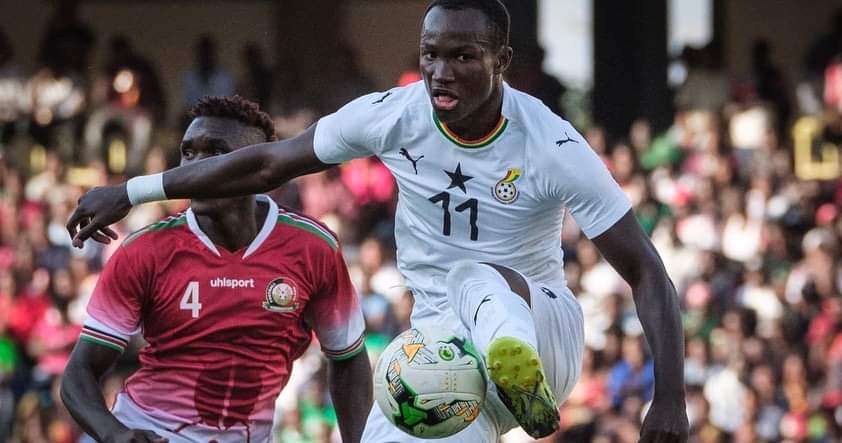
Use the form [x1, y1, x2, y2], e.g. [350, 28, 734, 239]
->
[81, 196, 364, 441]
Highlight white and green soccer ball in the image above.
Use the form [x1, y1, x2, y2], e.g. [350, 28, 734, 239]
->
[373, 327, 487, 439]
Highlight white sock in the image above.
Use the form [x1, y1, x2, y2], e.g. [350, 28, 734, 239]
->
[446, 261, 538, 356]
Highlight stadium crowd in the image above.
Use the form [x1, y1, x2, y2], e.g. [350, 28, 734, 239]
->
[1, 3, 842, 443]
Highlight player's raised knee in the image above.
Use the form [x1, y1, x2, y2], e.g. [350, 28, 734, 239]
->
[445, 260, 490, 295]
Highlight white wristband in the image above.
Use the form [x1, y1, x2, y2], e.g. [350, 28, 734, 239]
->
[126, 173, 167, 205]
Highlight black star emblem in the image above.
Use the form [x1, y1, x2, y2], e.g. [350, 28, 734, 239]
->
[444, 163, 473, 193]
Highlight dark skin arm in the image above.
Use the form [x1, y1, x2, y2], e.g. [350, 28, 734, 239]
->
[327, 348, 373, 443]
[68, 125, 327, 246]
[591, 210, 689, 443]
[61, 340, 168, 443]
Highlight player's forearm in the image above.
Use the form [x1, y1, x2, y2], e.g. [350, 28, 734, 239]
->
[61, 358, 129, 442]
[631, 268, 686, 401]
[328, 348, 373, 443]
[162, 140, 292, 199]
[592, 212, 686, 403]
[149, 123, 324, 202]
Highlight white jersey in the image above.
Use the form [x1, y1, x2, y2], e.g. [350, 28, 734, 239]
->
[314, 81, 630, 329]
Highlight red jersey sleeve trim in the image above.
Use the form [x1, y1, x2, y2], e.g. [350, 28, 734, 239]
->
[80, 325, 128, 353]
[322, 334, 366, 361]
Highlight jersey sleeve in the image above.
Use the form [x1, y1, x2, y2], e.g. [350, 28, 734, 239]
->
[307, 246, 366, 360]
[82, 243, 150, 353]
[539, 120, 632, 239]
[313, 92, 392, 164]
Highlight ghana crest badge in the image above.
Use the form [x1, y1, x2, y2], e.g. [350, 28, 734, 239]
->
[493, 168, 522, 204]
[263, 277, 299, 312]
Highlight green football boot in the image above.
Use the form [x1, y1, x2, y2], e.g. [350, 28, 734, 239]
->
[486, 336, 559, 438]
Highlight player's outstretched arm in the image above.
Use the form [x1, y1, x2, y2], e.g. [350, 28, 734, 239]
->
[61, 341, 168, 443]
[328, 348, 373, 443]
[67, 124, 328, 247]
[591, 210, 689, 443]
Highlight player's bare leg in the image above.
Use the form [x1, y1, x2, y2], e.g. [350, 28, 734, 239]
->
[445, 261, 559, 438]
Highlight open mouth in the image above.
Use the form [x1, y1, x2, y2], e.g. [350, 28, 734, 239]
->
[432, 89, 459, 111]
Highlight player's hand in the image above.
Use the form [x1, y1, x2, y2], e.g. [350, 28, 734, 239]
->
[105, 429, 169, 443]
[639, 398, 689, 443]
[66, 184, 129, 248]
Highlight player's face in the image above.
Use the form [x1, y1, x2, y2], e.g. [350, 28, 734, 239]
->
[180, 117, 265, 213]
[420, 7, 511, 124]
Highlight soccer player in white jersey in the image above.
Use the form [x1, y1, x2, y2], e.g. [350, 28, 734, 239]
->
[67, 1, 689, 441]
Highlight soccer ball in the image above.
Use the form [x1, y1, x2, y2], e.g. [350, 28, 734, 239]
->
[373, 328, 487, 439]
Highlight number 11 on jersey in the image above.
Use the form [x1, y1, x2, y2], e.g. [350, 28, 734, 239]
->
[429, 191, 479, 241]
[180, 281, 202, 318]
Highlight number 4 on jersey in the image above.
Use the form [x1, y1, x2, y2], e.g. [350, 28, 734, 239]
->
[180, 281, 202, 318]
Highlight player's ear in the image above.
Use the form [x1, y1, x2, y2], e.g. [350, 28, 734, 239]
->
[494, 46, 513, 75]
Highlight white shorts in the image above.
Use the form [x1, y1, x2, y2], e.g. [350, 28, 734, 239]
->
[362, 275, 585, 442]
[111, 393, 270, 443]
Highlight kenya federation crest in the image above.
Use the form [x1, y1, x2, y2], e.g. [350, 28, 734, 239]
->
[493, 168, 522, 204]
[264, 277, 299, 313]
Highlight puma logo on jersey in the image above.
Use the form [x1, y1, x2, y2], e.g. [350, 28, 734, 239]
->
[399, 148, 424, 174]
[372, 92, 392, 104]
[555, 133, 577, 147]
[210, 277, 255, 289]
[540, 287, 558, 299]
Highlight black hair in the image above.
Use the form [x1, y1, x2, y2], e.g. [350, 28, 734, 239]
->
[424, 0, 510, 49]
[189, 95, 277, 142]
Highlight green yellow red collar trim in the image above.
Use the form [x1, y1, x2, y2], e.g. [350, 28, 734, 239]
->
[433, 111, 508, 149]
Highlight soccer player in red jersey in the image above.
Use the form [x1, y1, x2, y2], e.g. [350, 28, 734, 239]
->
[60, 96, 372, 443]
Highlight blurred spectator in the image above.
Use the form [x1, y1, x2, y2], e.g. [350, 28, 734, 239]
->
[674, 44, 730, 113]
[181, 35, 234, 114]
[606, 335, 654, 411]
[277, 406, 308, 443]
[806, 9, 842, 82]
[358, 273, 399, 339]
[357, 236, 404, 304]
[0, 27, 26, 147]
[584, 125, 610, 164]
[558, 348, 608, 442]
[823, 56, 842, 113]
[94, 35, 166, 118]
[802, 10, 842, 115]
[0, 272, 17, 443]
[506, 45, 566, 116]
[741, 39, 792, 131]
[298, 168, 357, 223]
[83, 35, 166, 175]
[25, 66, 86, 159]
[237, 43, 273, 111]
[27, 268, 80, 383]
[271, 98, 317, 144]
[271, 56, 308, 117]
[24, 0, 93, 159]
[340, 157, 396, 240]
[36, 0, 94, 80]
[319, 44, 375, 113]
